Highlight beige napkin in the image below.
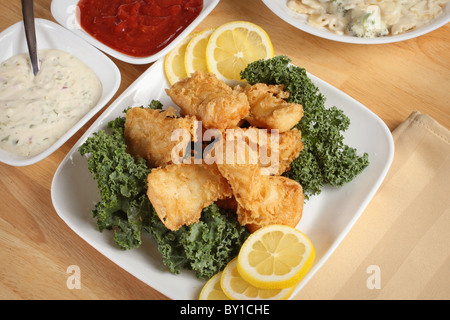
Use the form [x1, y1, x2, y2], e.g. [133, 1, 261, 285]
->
[294, 111, 450, 300]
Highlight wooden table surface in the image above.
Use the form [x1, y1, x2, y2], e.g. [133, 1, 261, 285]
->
[0, 0, 449, 300]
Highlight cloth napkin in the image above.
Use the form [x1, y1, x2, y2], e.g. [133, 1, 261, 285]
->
[294, 111, 450, 300]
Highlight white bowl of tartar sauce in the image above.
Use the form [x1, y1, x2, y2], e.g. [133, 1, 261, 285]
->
[0, 19, 121, 166]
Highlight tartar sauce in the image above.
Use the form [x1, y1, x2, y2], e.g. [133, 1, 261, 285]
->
[0, 49, 102, 157]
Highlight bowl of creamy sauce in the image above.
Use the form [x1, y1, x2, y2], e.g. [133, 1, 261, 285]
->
[261, 0, 449, 43]
[286, 0, 450, 38]
[0, 19, 120, 166]
[0, 49, 102, 158]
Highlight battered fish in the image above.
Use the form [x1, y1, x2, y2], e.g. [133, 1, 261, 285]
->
[242, 83, 303, 133]
[213, 130, 304, 231]
[206, 127, 303, 175]
[277, 128, 304, 175]
[217, 162, 304, 232]
[166, 71, 250, 130]
[147, 162, 233, 231]
[124, 107, 197, 168]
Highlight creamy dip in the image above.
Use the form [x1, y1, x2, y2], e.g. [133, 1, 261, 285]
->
[0, 49, 102, 157]
[287, 0, 449, 37]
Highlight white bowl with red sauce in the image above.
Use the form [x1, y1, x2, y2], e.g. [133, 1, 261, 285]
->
[51, 0, 220, 64]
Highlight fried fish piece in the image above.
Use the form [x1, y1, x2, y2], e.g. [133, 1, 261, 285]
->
[146, 162, 233, 231]
[166, 71, 250, 130]
[207, 127, 303, 176]
[217, 162, 304, 232]
[237, 176, 304, 233]
[124, 107, 197, 168]
[244, 127, 304, 175]
[277, 128, 303, 175]
[243, 83, 303, 133]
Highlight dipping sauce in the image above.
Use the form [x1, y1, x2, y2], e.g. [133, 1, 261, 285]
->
[0, 49, 102, 157]
[287, 0, 450, 37]
[77, 0, 204, 57]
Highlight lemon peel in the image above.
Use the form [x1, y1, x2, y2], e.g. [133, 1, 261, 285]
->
[199, 271, 230, 300]
[185, 28, 215, 76]
[237, 224, 315, 289]
[164, 34, 194, 85]
[220, 257, 294, 300]
[206, 21, 274, 86]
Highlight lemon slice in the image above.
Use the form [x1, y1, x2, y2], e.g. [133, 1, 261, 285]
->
[164, 34, 194, 85]
[185, 28, 215, 76]
[199, 271, 230, 300]
[206, 21, 274, 86]
[221, 258, 295, 300]
[237, 224, 315, 289]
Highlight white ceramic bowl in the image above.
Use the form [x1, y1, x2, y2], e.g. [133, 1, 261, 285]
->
[51, 0, 220, 64]
[0, 19, 121, 166]
[261, 0, 450, 44]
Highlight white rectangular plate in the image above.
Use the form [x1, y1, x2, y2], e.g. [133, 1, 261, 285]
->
[0, 19, 120, 167]
[51, 0, 220, 64]
[51, 58, 394, 300]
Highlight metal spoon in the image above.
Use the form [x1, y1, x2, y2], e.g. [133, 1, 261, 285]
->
[21, 0, 39, 76]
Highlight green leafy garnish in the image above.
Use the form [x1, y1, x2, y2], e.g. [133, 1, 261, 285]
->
[78, 108, 249, 278]
[241, 56, 369, 199]
[148, 204, 249, 279]
[78, 116, 150, 250]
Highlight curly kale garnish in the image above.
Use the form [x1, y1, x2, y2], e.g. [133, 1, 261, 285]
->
[78, 116, 151, 250]
[147, 204, 249, 279]
[241, 56, 369, 199]
[79, 112, 249, 278]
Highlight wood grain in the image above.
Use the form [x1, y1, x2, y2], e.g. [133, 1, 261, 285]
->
[0, 0, 449, 300]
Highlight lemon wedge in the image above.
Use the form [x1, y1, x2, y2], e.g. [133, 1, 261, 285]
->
[164, 34, 194, 85]
[199, 271, 230, 300]
[220, 257, 295, 300]
[185, 28, 215, 76]
[237, 224, 315, 290]
[206, 21, 274, 86]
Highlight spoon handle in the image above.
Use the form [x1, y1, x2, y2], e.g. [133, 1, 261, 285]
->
[21, 0, 39, 76]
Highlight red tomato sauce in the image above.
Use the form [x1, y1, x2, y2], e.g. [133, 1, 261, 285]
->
[77, 0, 203, 57]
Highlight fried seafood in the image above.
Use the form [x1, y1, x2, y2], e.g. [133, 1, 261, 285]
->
[213, 129, 304, 231]
[146, 162, 233, 231]
[166, 71, 250, 130]
[140, 74, 305, 233]
[244, 127, 304, 175]
[207, 127, 303, 176]
[217, 162, 304, 232]
[124, 107, 197, 168]
[277, 128, 304, 175]
[242, 83, 303, 133]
